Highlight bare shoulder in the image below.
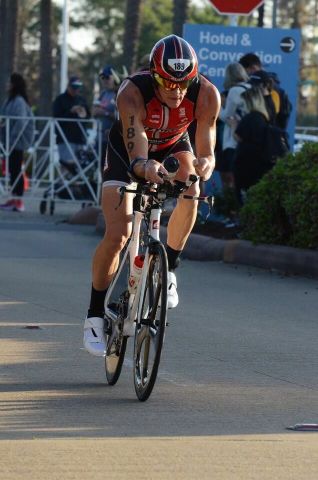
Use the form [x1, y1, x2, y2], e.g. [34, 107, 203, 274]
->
[196, 75, 221, 121]
[116, 79, 145, 117]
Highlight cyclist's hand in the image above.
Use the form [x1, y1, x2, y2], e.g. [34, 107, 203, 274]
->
[193, 157, 213, 181]
[145, 159, 168, 184]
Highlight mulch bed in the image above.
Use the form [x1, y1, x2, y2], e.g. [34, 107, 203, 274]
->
[192, 220, 241, 240]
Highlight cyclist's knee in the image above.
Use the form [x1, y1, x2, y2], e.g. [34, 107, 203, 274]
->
[103, 224, 131, 253]
[173, 152, 196, 181]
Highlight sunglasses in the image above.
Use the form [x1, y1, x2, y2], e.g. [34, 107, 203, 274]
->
[153, 73, 194, 91]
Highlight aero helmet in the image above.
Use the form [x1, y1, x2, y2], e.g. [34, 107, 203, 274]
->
[150, 35, 198, 83]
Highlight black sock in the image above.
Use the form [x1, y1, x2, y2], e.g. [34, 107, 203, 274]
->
[87, 284, 108, 318]
[166, 245, 182, 272]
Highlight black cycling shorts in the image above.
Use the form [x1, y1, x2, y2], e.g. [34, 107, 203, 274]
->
[102, 123, 193, 186]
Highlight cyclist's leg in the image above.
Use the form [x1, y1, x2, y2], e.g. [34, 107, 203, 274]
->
[92, 185, 133, 291]
[167, 156, 199, 248]
[84, 126, 132, 356]
[165, 149, 199, 308]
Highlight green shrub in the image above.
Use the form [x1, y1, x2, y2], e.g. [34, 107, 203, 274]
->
[239, 142, 318, 249]
[213, 186, 240, 218]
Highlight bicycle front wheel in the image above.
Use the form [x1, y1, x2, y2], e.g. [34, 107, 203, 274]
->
[133, 242, 168, 401]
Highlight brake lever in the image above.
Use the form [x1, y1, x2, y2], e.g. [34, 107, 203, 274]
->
[185, 174, 199, 186]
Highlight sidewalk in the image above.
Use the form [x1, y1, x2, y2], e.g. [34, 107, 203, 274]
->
[90, 207, 318, 279]
[1, 199, 317, 279]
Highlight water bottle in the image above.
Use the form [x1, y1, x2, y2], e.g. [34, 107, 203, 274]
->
[128, 255, 145, 294]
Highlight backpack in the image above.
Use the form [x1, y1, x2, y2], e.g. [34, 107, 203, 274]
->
[235, 83, 250, 119]
[267, 72, 292, 129]
[264, 124, 289, 165]
[270, 89, 280, 114]
[276, 88, 292, 130]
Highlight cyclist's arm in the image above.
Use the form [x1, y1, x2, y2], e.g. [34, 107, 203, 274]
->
[194, 79, 221, 181]
[117, 80, 148, 164]
[117, 80, 167, 183]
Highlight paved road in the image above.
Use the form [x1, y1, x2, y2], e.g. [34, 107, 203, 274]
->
[1, 210, 318, 479]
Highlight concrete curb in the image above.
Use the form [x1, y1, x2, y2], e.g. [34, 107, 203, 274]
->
[77, 208, 318, 279]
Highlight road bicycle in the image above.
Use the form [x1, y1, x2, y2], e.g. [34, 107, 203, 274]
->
[104, 156, 213, 401]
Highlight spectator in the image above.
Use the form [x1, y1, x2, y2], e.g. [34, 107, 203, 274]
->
[218, 62, 250, 190]
[267, 71, 292, 130]
[249, 70, 277, 125]
[234, 86, 273, 204]
[239, 52, 262, 75]
[52, 75, 90, 168]
[92, 66, 119, 173]
[0, 72, 34, 212]
[239, 52, 292, 130]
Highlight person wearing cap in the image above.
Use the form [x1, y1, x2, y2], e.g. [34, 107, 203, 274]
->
[92, 66, 119, 172]
[52, 75, 90, 166]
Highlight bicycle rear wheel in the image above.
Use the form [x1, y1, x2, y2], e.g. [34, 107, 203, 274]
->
[105, 293, 128, 385]
[133, 242, 168, 401]
[105, 245, 130, 386]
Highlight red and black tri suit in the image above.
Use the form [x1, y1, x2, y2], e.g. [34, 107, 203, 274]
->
[103, 71, 201, 185]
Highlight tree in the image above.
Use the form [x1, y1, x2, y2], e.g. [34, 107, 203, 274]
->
[122, 0, 143, 73]
[38, 0, 53, 115]
[173, 0, 189, 37]
[257, 4, 265, 27]
[0, 0, 19, 105]
[138, 0, 173, 62]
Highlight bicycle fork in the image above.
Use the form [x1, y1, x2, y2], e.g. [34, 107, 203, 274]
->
[126, 204, 163, 332]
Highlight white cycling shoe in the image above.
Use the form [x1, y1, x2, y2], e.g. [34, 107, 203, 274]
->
[83, 316, 106, 357]
[167, 271, 179, 309]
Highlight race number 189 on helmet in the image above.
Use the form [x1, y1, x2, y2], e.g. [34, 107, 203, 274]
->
[150, 35, 198, 90]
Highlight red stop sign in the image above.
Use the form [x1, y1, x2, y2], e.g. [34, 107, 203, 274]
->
[209, 0, 265, 15]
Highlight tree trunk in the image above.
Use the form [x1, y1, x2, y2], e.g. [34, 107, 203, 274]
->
[173, 0, 189, 37]
[0, 0, 19, 106]
[257, 4, 264, 27]
[122, 0, 142, 73]
[38, 0, 53, 115]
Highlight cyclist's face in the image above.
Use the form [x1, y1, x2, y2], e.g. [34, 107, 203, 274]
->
[156, 84, 187, 108]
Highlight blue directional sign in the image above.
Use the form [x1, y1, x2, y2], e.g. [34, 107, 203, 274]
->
[184, 24, 301, 142]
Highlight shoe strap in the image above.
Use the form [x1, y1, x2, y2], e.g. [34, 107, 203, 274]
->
[84, 316, 104, 329]
[168, 271, 177, 287]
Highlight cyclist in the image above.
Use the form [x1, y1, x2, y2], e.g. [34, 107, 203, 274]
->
[84, 34, 221, 356]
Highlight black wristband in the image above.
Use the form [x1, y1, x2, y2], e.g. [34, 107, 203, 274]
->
[128, 157, 148, 183]
[130, 157, 147, 170]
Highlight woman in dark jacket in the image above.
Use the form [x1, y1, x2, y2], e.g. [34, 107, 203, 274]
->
[234, 86, 272, 204]
[0, 73, 34, 212]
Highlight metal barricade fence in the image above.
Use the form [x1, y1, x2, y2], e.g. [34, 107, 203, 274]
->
[0, 115, 102, 213]
[294, 126, 318, 153]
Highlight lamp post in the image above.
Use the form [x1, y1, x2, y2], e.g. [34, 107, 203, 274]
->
[60, 0, 68, 92]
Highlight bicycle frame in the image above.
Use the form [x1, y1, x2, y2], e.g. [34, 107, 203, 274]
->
[104, 191, 163, 333]
[104, 171, 214, 398]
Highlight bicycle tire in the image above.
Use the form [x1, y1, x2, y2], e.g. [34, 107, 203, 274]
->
[105, 325, 127, 385]
[133, 242, 168, 401]
[105, 245, 130, 386]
